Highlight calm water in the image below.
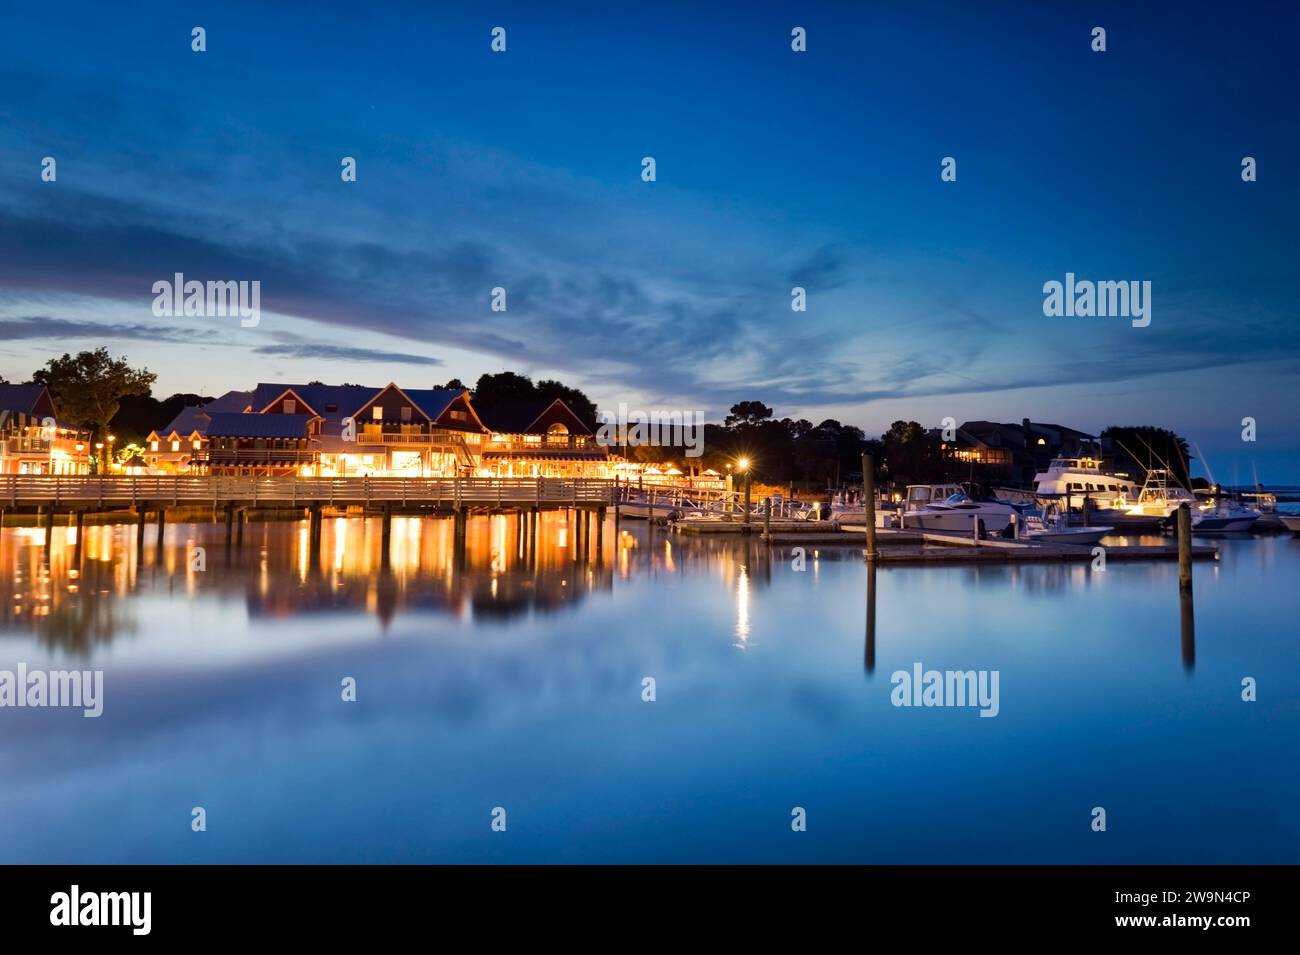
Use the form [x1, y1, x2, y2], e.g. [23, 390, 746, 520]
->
[1, 512, 1297, 863]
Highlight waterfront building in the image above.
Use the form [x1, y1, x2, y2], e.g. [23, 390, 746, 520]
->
[476, 397, 609, 478]
[0, 383, 93, 475]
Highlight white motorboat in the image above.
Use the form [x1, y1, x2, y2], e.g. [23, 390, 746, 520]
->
[1279, 514, 1300, 534]
[903, 488, 1019, 536]
[1190, 500, 1262, 533]
[1031, 456, 1137, 510]
[1021, 505, 1113, 545]
[1108, 468, 1199, 521]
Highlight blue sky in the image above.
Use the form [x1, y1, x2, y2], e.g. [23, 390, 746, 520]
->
[1, 1, 1297, 479]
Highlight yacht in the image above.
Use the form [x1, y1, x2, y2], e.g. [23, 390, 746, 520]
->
[1031, 456, 1137, 509]
[1279, 514, 1300, 534]
[1190, 500, 1262, 533]
[903, 486, 1019, 536]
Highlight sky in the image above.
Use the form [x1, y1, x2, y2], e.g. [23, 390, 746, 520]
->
[1, 0, 1297, 480]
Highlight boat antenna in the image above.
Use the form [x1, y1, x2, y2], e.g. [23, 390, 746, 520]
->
[1192, 441, 1216, 490]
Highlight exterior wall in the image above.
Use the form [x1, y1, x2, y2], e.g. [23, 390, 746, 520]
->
[0, 422, 92, 475]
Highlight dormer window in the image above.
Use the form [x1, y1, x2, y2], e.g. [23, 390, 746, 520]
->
[284, 399, 296, 414]
[400, 406, 412, 422]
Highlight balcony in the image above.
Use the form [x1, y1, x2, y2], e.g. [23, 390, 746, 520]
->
[196, 448, 318, 464]
[486, 436, 598, 453]
[1, 437, 53, 455]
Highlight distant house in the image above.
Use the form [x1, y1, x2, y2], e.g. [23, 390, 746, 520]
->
[144, 392, 252, 473]
[0, 383, 92, 475]
[947, 418, 1097, 485]
[476, 397, 609, 478]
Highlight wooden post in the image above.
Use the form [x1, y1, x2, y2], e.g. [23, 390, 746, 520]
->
[42, 507, 54, 559]
[742, 472, 751, 525]
[381, 502, 393, 571]
[972, 513, 980, 543]
[865, 563, 877, 673]
[155, 506, 166, 560]
[225, 505, 235, 549]
[236, 508, 245, 547]
[136, 506, 146, 555]
[1082, 492, 1092, 528]
[596, 506, 605, 559]
[862, 452, 878, 561]
[763, 496, 771, 541]
[1177, 503, 1193, 593]
[1010, 511, 1019, 540]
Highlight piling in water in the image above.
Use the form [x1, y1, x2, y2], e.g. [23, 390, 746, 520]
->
[862, 452, 878, 560]
[1177, 503, 1193, 592]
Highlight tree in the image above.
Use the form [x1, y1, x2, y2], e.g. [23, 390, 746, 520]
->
[881, 420, 945, 484]
[441, 378, 467, 391]
[32, 348, 157, 440]
[471, 372, 598, 427]
[472, 371, 537, 405]
[1101, 426, 1192, 486]
[725, 401, 773, 428]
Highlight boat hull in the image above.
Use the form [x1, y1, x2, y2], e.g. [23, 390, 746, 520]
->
[1025, 526, 1114, 546]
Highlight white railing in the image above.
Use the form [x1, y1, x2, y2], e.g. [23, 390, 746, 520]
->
[0, 475, 616, 507]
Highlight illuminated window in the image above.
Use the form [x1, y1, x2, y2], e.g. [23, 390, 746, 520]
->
[372, 406, 383, 421]
[449, 409, 467, 421]
[400, 406, 411, 422]
[284, 399, 296, 414]
[151, 440, 159, 451]
[171, 440, 180, 452]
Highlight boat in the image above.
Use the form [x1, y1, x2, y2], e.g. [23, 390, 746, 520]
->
[1190, 500, 1262, 533]
[1021, 504, 1113, 545]
[902, 487, 1019, 536]
[1030, 456, 1138, 510]
[1279, 514, 1300, 534]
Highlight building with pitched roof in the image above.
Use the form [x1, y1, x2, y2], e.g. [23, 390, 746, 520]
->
[143, 382, 499, 477]
[0, 383, 93, 475]
[475, 397, 610, 478]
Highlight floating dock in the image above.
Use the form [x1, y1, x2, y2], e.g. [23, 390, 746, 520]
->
[670, 518, 1218, 563]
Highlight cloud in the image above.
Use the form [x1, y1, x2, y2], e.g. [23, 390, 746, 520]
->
[252, 344, 443, 366]
[0, 316, 226, 344]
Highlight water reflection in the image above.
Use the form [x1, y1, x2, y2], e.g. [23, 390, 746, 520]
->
[0, 513, 786, 653]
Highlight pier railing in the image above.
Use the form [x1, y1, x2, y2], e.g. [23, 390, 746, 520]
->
[0, 475, 616, 508]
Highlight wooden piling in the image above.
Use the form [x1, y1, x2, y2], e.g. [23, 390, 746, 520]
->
[1177, 503, 1193, 593]
[42, 507, 54, 558]
[136, 507, 146, 556]
[381, 502, 393, 570]
[862, 452, 878, 561]
[742, 472, 751, 525]
[763, 497, 771, 540]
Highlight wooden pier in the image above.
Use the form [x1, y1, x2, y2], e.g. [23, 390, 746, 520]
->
[0, 474, 615, 511]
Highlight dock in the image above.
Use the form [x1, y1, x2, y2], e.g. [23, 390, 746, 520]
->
[671, 516, 1218, 564]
